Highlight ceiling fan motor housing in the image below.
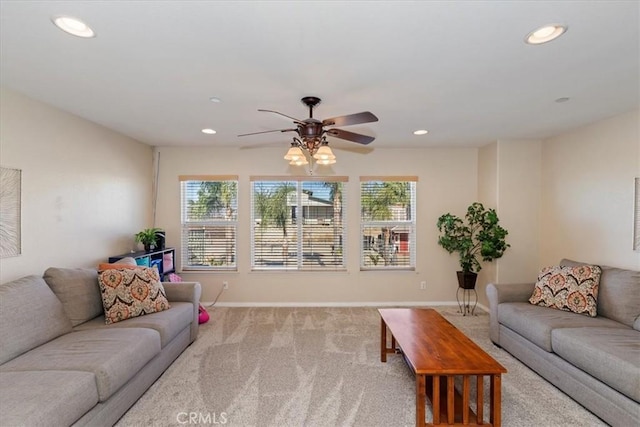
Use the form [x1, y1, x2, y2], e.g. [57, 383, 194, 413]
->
[299, 121, 324, 140]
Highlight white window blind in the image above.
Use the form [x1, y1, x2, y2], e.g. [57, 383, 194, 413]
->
[250, 176, 347, 271]
[360, 176, 417, 270]
[180, 176, 238, 271]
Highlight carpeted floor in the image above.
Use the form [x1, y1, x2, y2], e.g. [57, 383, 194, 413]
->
[115, 306, 606, 427]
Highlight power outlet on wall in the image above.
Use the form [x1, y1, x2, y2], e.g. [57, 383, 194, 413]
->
[420, 281, 427, 290]
[223, 281, 229, 290]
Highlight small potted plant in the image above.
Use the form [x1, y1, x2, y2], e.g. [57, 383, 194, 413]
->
[436, 202, 509, 289]
[135, 228, 164, 252]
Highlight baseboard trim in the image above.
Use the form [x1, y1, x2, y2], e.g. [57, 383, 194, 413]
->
[204, 301, 488, 312]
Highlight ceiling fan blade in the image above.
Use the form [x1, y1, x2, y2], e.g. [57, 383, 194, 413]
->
[238, 128, 297, 137]
[258, 109, 304, 124]
[323, 111, 378, 127]
[326, 128, 375, 145]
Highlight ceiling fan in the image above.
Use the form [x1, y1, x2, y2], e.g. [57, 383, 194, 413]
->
[238, 96, 378, 165]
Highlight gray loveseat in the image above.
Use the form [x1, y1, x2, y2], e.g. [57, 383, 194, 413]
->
[0, 264, 202, 426]
[487, 259, 639, 426]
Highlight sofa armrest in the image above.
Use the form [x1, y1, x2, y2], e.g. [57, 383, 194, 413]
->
[162, 282, 202, 343]
[487, 282, 535, 304]
[486, 282, 535, 345]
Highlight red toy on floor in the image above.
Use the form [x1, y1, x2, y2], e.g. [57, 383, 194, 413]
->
[198, 305, 210, 324]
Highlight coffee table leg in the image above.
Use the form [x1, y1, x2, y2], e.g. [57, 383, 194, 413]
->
[477, 375, 484, 424]
[416, 374, 425, 427]
[432, 375, 440, 424]
[490, 374, 501, 427]
[380, 318, 387, 362]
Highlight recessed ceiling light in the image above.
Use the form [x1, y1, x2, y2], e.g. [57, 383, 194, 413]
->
[209, 97, 222, 103]
[51, 15, 95, 38]
[525, 24, 567, 45]
[201, 128, 217, 134]
[413, 129, 429, 135]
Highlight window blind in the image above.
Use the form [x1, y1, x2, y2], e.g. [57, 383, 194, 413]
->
[250, 176, 347, 271]
[360, 177, 417, 270]
[179, 176, 238, 271]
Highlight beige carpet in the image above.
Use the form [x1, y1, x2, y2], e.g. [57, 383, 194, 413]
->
[116, 306, 606, 427]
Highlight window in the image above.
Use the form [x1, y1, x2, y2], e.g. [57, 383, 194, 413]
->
[360, 176, 417, 270]
[180, 176, 238, 271]
[251, 176, 347, 271]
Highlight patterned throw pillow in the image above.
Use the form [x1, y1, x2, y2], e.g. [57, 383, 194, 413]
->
[97, 267, 171, 324]
[529, 264, 602, 317]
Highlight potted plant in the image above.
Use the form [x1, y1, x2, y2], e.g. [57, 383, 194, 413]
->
[135, 228, 164, 252]
[436, 202, 509, 289]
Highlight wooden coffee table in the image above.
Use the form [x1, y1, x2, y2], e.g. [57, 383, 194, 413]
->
[379, 308, 507, 427]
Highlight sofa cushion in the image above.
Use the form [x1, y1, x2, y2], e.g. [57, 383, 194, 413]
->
[529, 264, 601, 317]
[0, 370, 98, 426]
[498, 302, 625, 352]
[98, 267, 171, 324]
[561, 259, 640, 327]
[551, 327, 640, 401]
[43, 267, 103, 327]
[73, 301, 193, 347]
[0, 328, 160, 401]
[0, 275, 72, 365]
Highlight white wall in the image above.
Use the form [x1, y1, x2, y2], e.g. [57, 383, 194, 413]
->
[495, 140, 542, 282]
[0, 87, 153, 283]
[475, 140, 542, 305]
[154, 146, 479, 303]
[540, 109, 640, 270]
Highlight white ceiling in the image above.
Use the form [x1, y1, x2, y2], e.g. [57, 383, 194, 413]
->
[1, 1, 638, 151]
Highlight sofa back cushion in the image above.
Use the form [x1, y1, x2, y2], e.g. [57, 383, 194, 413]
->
[0, 275, 72, 364]
[561, 259, 640, 327]
[43, 267, 104, 327]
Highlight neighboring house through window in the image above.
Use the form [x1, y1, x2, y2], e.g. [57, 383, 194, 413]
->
[250, 176, 347, 271]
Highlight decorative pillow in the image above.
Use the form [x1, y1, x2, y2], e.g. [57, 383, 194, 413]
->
[97, 263, 139, 271]
[114, 256, 138, 266]
[97, 267, 170, 324]
[44, 267, 103, 326]
[529, 265, 602, 317]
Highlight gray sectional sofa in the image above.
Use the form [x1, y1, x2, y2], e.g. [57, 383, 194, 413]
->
[487, 259, 639, 426]
[0, 264, 202, 426]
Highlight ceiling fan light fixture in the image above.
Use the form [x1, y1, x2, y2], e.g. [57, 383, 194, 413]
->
[316, 158, 336, 166]
[289, 157, 309, 166]
[284, 145, 305, 161]
[313, 144, 335, 160]
[525, 24, 567, 45]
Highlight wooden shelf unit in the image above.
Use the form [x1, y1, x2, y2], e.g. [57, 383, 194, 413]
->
[108, 247, 175, 280]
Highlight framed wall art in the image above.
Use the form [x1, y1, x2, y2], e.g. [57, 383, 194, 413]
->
[0, 167, 22, 258]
